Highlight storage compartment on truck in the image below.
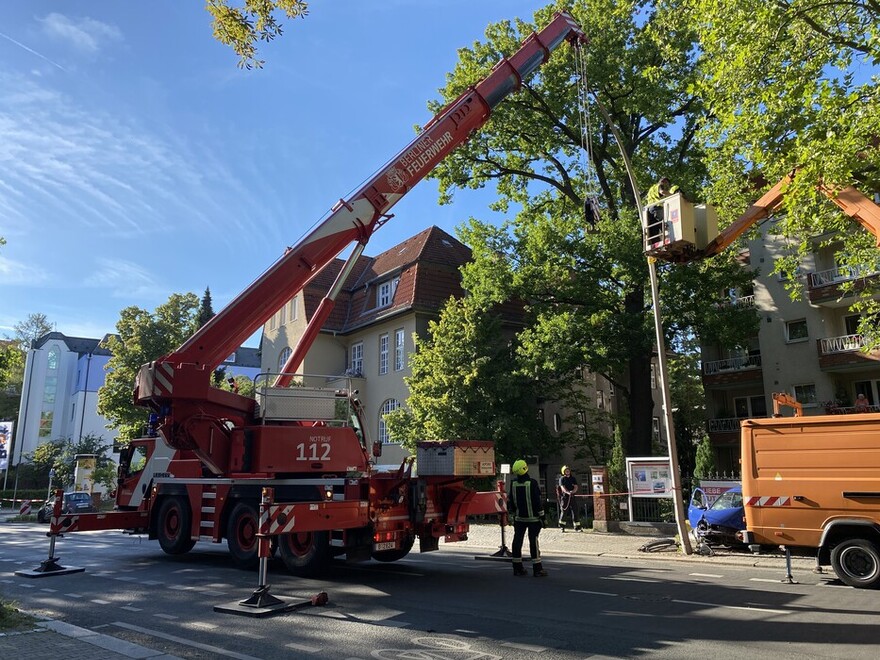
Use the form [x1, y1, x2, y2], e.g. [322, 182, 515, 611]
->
[416, 440, 495, 476]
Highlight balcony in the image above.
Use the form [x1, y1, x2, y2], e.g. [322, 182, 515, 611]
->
[702, 353, 763, 388]
[707, 417, 745, 446]
[817, 333, 880, 371]
[807, 265, 879, 307]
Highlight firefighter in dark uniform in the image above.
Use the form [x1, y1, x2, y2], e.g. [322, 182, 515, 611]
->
[557, 465, 582, 531]
[509, 459, 548, 577]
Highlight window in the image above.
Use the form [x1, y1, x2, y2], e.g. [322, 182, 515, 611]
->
[42, 376, 57, 405]
[378, 334, 389, 375]
[38, 411, 53, 438]
[279, 305, 287, 326]
[277, 347, 292, 373]
[553, 413, 562, 432]
[394, 329, 405, 371]
[290, 296, 298, 321]
[734, 395, 767, 418]
[378, 278, 399, 308]
[650, 364, 657, 389]
[350, 342, 363, 375]
[269, 313, 277, 331]
[47, 346, 59, 370]
[793, 383, 818, 407]
[378, 398, 400, 444]
[596, 390, 605, 410]
[224, 353, 237, 364]
[785, 319, 809, 342]
[652, 417, 661, 441]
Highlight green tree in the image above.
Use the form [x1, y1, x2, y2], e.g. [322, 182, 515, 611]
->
[13, 313, 53, 352]
[28, 433, 114, 490]
[384, 297, 556, 462]
[1, 313, 54, 421]
[432, 0, 755, 456]
[693, 436, 717, 484]
[206, 0, 309, 69]
[687, 0, 880, 308]
[198, 287, 215, 328]
[98, 293, 201, 441]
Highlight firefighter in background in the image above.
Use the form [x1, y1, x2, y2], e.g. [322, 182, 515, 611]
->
[557, 465, 581, 531]
[509, 459, 548, 577]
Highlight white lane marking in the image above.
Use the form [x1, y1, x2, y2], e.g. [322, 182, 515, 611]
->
[64, 593, 82, 598]
[154, 613, 178, 620]
[285, 642, 321, 653]
[750, 578, 782, 583]
[571, 589, 617, 597]
[600, 576, 660, 583]
[121, 606, 142, 612]
[690, 573, 723, 578]
[92, 599, 110, 605]
[40, 588, 57, 592]
[502, 641, 548, 652]
[672, 599, 791, 615]
[112, 621, 262, 660]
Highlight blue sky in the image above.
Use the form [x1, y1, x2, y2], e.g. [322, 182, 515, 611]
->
[0, 0, 542, 346]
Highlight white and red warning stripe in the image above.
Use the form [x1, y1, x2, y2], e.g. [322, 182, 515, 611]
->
[745, 496, 792, 507]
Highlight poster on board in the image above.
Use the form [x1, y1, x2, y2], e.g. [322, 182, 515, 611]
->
[627, 457, 672, 498]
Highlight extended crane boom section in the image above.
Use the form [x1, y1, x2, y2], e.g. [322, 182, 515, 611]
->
[137, 12, 586, 413]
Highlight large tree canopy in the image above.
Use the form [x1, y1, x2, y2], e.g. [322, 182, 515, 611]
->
[688, 0, 880, 293]
[426, 0, 755, 456]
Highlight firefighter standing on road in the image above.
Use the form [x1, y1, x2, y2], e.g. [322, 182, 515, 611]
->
[557, 465, 581, 531]
[509, 459, 548, 577]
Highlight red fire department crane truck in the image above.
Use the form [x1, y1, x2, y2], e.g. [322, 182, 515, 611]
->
[41, 13, 587, 577]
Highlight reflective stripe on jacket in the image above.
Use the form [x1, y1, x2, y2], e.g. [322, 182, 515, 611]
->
[510, 476, 544, 523]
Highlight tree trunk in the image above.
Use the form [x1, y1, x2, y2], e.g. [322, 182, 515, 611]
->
[627, 351, 654, 456]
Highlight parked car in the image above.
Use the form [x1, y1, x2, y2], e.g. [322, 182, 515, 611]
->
[36, 491, 98, 523]
[687, 485, 745, 547]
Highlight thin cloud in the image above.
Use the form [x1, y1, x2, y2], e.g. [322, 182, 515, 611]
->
[38, 13, 122, 55]
[84, 258, 158, 299]
[0, 29, 65, 71]
[0, 255, 50, 285]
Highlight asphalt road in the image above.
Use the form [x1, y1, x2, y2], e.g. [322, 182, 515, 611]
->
[2, 522, 879, 659]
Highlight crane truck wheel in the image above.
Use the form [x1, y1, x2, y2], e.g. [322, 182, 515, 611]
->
[277, 530, 330, 577]
[156, 495, 196, 555]
[371, 532, 416, 563]
[226, 501, 260, 569]
[830, 538, 880, 589]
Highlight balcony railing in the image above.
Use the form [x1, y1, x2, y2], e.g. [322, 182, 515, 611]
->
[708, 417, 746, 433]
[809, 265, 878, 288]
[703, 353, 762, 375]
[732, 294, 755, 308]
[819, 333, 867, 354]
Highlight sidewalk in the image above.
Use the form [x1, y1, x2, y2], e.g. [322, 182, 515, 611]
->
[0, 618, 181, 659]
[455, 523, 819, 571]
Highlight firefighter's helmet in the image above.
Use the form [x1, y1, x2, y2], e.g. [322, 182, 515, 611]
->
[512, 459, 529, 476]
[561, 465, 570, 475]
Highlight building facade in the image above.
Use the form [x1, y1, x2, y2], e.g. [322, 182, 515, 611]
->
[702, 220, 880, 472]
[12, 332, 260, 469]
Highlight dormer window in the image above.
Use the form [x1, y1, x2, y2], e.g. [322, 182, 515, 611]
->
[377, 277, 399, 308]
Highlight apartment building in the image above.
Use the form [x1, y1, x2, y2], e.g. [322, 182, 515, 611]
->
[702, 219, 880, 472]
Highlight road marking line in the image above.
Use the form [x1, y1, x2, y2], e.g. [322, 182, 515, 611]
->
[64, 593, 82, 598]
[121, 606, 142, 612]
[690, 573, 723, 578]
[112, 621, 262, 660]
[571, 589, 617, 597]
[749, 578, 782, 583]
[92, 599, 110, 605]
[672, 599, 791, 615]
[40, 588, 57, 593]
[502, 641, 548, 652]
[285, 642, 321, 653]
[154, 613, 178, 620]
[600, 576, 659, 583]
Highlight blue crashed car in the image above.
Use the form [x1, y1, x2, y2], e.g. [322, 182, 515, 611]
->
[687, 486, 745, 547]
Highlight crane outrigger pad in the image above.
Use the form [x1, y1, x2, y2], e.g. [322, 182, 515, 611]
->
[214, 589, 329, 618]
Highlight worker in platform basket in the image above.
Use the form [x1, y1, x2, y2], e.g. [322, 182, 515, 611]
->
[645, 176, 680, 242]
[557, 465, 581, 531]
[509, 459, 548, 577]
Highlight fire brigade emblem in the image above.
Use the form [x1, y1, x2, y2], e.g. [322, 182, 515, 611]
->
[386, 167, 408, 192]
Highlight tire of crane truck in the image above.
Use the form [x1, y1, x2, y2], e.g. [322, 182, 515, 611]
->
[226, 501, 260, 569]
[277, 530, 330, 577]
[371, 533, 416, 563]
[156, 495, 196, 555]
[830, 538, 880, 589]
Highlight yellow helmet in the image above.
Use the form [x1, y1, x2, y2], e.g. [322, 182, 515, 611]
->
[561, 465, 569, 475]
[512, 459, 529, 476]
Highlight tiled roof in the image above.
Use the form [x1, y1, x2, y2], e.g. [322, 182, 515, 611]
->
[303, 226, 473, 334]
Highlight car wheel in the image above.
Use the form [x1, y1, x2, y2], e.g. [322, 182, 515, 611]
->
[156, 496, 196, 555]
[831, 538, 880, 589]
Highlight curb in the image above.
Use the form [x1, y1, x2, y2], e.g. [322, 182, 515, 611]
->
[0, 615, 182, 659]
